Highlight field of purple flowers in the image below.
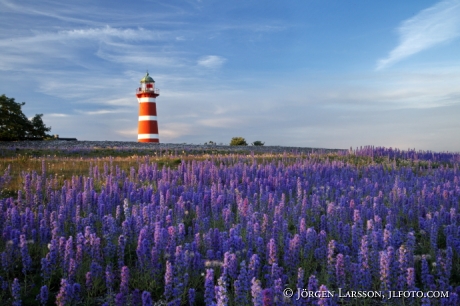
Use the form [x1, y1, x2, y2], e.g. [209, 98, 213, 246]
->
[0, 146, 460, 305]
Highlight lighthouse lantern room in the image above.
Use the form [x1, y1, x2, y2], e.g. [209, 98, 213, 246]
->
[136, 72, 160, 143]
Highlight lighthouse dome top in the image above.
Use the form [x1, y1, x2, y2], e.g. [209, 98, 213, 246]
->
[140, 72, 154, 83]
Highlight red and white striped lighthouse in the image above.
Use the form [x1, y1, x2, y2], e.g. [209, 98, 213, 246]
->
[136, 72, 160, 143]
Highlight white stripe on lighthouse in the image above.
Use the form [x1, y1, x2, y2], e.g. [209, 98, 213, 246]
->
[138, 116, 157, 121]
[138, 134, 159, 139]
[137, 97, 156, 103]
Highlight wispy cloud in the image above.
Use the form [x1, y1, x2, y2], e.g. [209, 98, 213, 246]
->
[0, 0, 100, 25]
[76, 109, 129, 115]
[197, 117, 242, 128]
[0, 26, 161, 48]
[377, 0, 460, 70]
[197, 55, 227, 68]
[0, 26, 171, 72]
[48, 113, 69, 117]
[0, 0, 183, 27]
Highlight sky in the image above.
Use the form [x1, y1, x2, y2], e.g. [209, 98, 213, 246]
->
[1, 0, 460, 151]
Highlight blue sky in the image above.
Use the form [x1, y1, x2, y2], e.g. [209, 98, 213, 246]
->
[1, 0, 460, 151]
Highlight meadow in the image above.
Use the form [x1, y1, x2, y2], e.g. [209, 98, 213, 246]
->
[0, 142, 459, 305]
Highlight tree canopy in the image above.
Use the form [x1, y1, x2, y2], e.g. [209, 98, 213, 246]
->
[252, 140, 265, 146]
[0, 94, 51, 141]
[229, 137, 248, 146]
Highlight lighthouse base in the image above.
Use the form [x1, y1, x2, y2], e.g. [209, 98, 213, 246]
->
[138, 139, 159, 143]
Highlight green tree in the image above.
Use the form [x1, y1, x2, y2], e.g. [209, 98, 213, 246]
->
[229, 137, 247, 146]
[252, 140, 265, 146]
[0, 94, 51, 140]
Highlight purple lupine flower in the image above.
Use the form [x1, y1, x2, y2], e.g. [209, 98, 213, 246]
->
[120, 265, 130, 295]
[223, 252, 238, 280]
[379, 250, 391, 292]
[307, 274, 319, 304]
[263, 288, 273, 306]
[430, 221, 438, 251]
[249, 254, 261, 280]
[68, 257, 77, 283]
[234, 260, 249, 305]
[336, 253, 346, 289]
[216, 276, 228, 306]
[295, 268, 305, 306]
[383, 224, 392, 249]
[64, 235, 74, 273]
[86, 272, 93, 291]
[398, 244, 410, 278]
[105, 264, 114, 291]
[47, 238, 58, 267]
[255, 237, 264, 260]
[233, 280, 244, 305]
[132, 289, 142, 306]
[12, 278, 21, 306]
[358, 235, 371, 290]
[407, 267, 416, 291]
[287, 234, 301, 276]
[251, 277, 263, 306]
[56, 279, 73, 306]
[326, 240, 336, 286]
[142, 291, 153, 306]
[440, 247, 453, 284]
[436, 247, 453, 292]
[396, 245, 408, 290]
[188, 288, 196, 306]
[90, 261, 103, 279]
[164, 261, 174, 301]
[406, 231, 416, 254]
[39, 218, 49, 243]
[272, 278, 284, 306]
[115, 292, 126, 306]
[90, 235, 102, 263]
[104, 238, 116, 263]
[314, 230, 327, 263]
[387, 246, 398, 290]
[318, 284, 332, 306]
[352, 210, 363, 253]
[72, 283, 81, 303]
[269, 263, 283, 288]
[421, 255, 432, 290]
[297, 267, 305, 291]
[204, 268, 215, 305]
[118, 234, 126, 269]
[421, 296, 431, 306]
[76, 241, 83, 263]
[36, 285, 48, 306]
[267, 238, 277, 265]
[20, 234, 32, 276]
[41, 257, 51, 282]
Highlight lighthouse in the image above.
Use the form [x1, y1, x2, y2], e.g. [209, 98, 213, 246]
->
[136, 72, 160, 143]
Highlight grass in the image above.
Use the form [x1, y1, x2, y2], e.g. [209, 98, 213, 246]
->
[0, 152, 181, 196]
[0, 146, 450, 198]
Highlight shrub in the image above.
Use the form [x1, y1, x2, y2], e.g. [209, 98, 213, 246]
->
[229, 137, 247, 146]
[252, 141, 265, 146]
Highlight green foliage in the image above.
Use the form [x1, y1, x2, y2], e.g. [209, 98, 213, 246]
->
[252, 140, 265, 146]
[229, 137, 248, 146]
[0, 94, 51, 140]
